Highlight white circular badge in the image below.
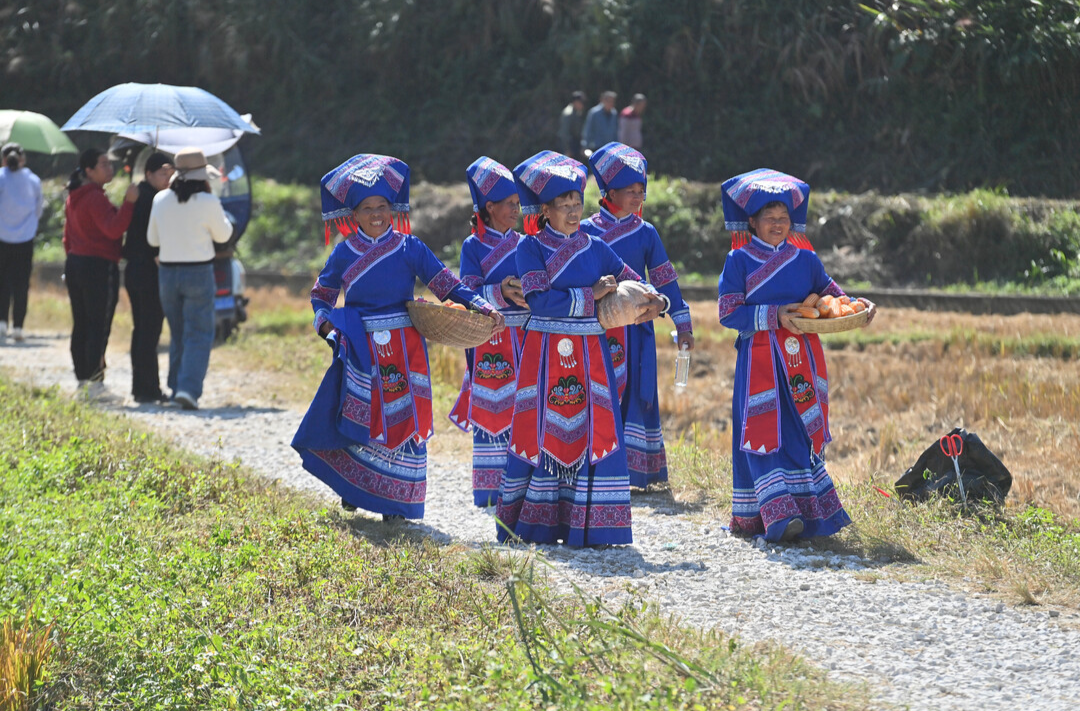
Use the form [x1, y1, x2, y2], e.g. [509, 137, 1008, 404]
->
[557, 338, 575, 357]
[373, 330, 391, 345]
[784, 336, 801, 355]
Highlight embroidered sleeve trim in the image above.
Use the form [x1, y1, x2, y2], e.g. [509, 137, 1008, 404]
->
[460, 274, 484, 289]
[427, 267, 460, 301]
[649, 260, 679, 288]
[483, 283, 511, 310]
[470, 296, 496, 316]
[718, 292, 745, 321]
[521, 269, 550, 295]
[671, 308, 693, 332]
[822, 280, 845, 298]
[314, 308, 331, 335]
[311, 281, 339, 308]
[755, 304, 779, 331]
[616, 263, 642, 282]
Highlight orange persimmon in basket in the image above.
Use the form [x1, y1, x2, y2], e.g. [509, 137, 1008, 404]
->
[805, 294, 864, 319]
[441, 301, 468, 311]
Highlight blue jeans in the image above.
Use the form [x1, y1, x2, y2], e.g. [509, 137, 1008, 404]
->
[159, 263, 215, 401]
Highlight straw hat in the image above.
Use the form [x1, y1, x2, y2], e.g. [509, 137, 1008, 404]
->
[171, 146, 220, 182]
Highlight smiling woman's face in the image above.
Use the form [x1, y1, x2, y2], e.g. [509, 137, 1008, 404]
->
[541, 191, 584, 235]
[748, 203, 791, 246]
[353, 196, 392, 238]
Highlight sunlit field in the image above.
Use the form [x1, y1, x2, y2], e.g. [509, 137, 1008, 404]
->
[25, 282, 1080, 603]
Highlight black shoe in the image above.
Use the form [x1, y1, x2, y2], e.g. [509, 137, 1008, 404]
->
[341, 498, 357, 512]
[382, 514, 405, 522]
[134, 393, 167, 404]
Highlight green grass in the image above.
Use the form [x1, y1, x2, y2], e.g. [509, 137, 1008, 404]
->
[0, 377, 860, 710]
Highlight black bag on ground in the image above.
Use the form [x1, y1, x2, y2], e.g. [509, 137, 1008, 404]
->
[895, 428, 1012, 505]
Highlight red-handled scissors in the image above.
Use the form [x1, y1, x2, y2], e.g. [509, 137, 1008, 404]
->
[939, 434, 967, 507]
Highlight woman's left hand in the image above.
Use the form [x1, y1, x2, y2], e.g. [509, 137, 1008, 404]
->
[500, 275, 528, 308]
[859, 297, 877, 324]
[677, 331, 695, 351]
[634, 292, 667, 324]
[490, 310, 506, 334]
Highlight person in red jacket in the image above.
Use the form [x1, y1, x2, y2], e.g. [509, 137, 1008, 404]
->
[63, 148, 138, 396]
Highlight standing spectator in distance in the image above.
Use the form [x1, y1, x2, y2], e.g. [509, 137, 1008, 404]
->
[0, 142, 43, 343]
[581, 91, 618, 156]
[123, 152, 174, 403]
[63, 148, 139, 397]
[147, 147, 233, 410]
[618, 94, 648, 150]
[557, 90, 587, 163]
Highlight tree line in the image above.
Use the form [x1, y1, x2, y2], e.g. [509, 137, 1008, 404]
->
[4, 0, 1079, 196]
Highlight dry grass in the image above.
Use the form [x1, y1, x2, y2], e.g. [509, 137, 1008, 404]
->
[0, 610, 57, 711]
[25, 286, 1080, 603]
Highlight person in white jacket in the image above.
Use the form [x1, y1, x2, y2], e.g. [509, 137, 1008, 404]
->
[147, 147, 233, 410]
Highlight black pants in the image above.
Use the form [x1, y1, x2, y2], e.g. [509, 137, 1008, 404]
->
[65, 254, 119, 382]
[125, 259, 164, 400]
[0, 240, 34, 329]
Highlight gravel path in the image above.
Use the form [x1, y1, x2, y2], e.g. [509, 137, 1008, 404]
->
[3, 332, 1079, 710]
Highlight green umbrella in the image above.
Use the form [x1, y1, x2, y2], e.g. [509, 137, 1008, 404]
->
[0, 110, 78, 155]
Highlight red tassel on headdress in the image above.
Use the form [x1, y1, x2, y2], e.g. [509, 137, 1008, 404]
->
[730, 230, 750, 251]
[790, 232, 814, 251]
[524, 214, 541, 236]
[600, 196, 619, 214]
[473, 212, 486, 238]
[393, 212, 411, 235]
[326, 216, 359, 245]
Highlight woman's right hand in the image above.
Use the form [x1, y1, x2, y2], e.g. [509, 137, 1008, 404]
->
[591, 275, 617, 300]
[778, 303, 805, 335]
[318, 322, 333, 338]
[124, 184, 140, 203]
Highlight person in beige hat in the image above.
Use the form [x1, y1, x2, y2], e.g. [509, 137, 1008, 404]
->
[147, 147, 233, 410]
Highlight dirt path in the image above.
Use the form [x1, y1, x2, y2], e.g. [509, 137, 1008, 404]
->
[3, 332, 1080, 710]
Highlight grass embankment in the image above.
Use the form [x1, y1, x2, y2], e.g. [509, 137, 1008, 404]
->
[21, 284, 1080, 612]
[0, 377, 858, 709]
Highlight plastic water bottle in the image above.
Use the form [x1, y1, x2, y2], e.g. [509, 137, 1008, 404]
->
[672, 330, 690, 388]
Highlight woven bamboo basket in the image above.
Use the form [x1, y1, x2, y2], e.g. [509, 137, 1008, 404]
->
[406, 300, 496, 348]
[790, 309, 871, 333]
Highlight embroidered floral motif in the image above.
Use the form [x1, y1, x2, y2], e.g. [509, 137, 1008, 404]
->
[475, 352, 515, 381]
[460, 274, 483, 289]
[547, 375, 587, 407]
[607, 336, 626, 365]
[789, 373, 815, 404]
[380, 364, 408, 393]
[616, 263, 642, 282]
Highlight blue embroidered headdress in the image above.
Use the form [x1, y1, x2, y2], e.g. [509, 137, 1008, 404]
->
[320, 153, 411, 244]
[721, 168, 813, 251]
[588, 141, 648, 198]
[465, 156, 517, 238]
[512, 150, 588, 235]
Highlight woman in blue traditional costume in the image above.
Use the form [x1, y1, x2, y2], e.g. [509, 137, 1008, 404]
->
[448, 156, 530, 507]
[581, 141, 693, 489]
[496, 150, 666, 546]
[292, 154, 504, 521]
[717, 169, 875, 541]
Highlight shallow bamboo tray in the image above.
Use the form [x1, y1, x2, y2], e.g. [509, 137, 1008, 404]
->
[790, 309, 871, 333]
[406, 300, 495, 348]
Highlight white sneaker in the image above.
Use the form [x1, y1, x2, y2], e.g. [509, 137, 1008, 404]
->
[10, 327, 23, 342]
[173, 391, 199, 410]
[77, 381, 106, 401]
